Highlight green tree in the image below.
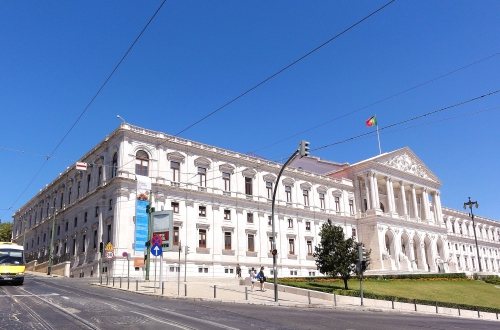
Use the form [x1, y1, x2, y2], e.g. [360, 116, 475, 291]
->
[313, 222, 358, 289]
[0, 222, 13, 242]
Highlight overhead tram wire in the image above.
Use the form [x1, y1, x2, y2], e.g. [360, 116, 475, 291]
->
[312, 88, 500, 152]
[174, 0, 397, 136]
[114, 0, 398, 174]
[5, 0, 168, 213]
[248, 52, 500, 154]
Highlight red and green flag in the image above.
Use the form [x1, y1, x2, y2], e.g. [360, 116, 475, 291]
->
[365, 115, 377, 127]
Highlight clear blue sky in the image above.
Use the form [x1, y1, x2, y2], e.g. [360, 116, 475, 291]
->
[1, 1, 499, 222]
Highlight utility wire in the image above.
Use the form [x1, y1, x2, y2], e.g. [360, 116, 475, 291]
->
[313, 88, 500, 152]
[174, 0, 397, 136]
[5, 0, 168, 213]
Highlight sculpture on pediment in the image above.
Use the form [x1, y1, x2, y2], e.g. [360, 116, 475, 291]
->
[381, 153, 432, 180]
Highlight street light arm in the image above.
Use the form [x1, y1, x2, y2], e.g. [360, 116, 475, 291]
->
[271, 149, 299, 303]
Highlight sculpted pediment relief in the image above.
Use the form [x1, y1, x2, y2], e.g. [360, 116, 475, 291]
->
[378, 150, 438, 183]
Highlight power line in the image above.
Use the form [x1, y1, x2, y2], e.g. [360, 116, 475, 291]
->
[249, 52, 500, 154]
[174, 0, 397, 136]
[5, 0, 168, 213]
[312, 88, 500, 152]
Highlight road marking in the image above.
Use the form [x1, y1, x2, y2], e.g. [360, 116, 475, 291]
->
[130, 311, 197, 330]
[0, 293, 60, 297]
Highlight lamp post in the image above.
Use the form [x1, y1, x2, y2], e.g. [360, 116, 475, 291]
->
[47, 210, 57, 275]
[463, 197, 482, 272]
[270, 140, 309, 302]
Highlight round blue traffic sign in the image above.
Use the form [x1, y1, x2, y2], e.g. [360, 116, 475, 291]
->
[151, 244, 162, 256]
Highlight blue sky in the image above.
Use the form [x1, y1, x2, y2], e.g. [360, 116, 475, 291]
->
[1, 1, 499, 221]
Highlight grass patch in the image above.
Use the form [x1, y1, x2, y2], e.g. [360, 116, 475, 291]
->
[278, 277, 500, 312]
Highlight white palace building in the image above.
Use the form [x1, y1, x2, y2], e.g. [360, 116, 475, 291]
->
[12, 124, 500, 278]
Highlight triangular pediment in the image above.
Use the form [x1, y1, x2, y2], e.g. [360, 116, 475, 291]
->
[375, 148, 439, 183]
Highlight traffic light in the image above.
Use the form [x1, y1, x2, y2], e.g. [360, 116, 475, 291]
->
[185, 246, 190, 255]
[99, 242, 103, 253]
[299, 140, 310, 157]
[357, 243, 371, 274]
[146, 204, 155, 214]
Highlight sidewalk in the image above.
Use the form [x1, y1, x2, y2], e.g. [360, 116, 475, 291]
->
[93, 276, 500, 322]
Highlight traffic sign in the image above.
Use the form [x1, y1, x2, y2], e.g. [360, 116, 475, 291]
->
[105, 242, 114, 252]
[151, 234, 162, 246]
[151, 244, 162, 257]
[106, 251, 114, 259]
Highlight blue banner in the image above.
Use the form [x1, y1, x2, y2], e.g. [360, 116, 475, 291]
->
[134, 200, 149, 254]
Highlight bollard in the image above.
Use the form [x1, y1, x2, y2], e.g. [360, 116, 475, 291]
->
[120, 277, 122, 289]
[477, 308, 480, 318]
[245, 287, 248, 300]
[435, 301, 438, 314]
[496, 312, 498, 320]
[414, 299, 417, 312]
[127, 277, 130, 290]
[162, 282, 165, 295]
[112, 277, 115, 287]
[333, 293, 337, 307]
[214, 285, 217, 299]
[106, 275, 109, 286]
[308, 291, 311, 305]
[136, 280, 138, 291]
[458, 307, 461, 316]
[184, 283, 187, 297]
[100, 275, 102, 285]
[391, 298, 394, 310]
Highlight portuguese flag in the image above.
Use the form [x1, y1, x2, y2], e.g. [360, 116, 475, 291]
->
[365, 115, 377, 127]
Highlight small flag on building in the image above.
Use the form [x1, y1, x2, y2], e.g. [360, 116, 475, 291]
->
[365, 115, 377, 127]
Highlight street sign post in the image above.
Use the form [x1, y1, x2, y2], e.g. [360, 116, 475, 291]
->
[151, 243, 162, 289]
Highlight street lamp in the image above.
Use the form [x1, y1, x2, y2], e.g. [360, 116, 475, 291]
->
[270, 140, 309, 302]
[47, 209, 58, 275]
[463, 197, 481, 272]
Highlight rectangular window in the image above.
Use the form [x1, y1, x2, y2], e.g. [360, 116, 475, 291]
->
[199, 229, 207, 248]
[285, 186, 292, 203]
[319, 193, 325, 209]
[224, 232, 232, 250]
[305, 221, 311, 231]
[108, 199, 113, 211]
[87, 174, 91, 193]
[349, 200, 354, 215]
[303, 190, 309, 206]
[172, 202, 179, 213]
[288, 218, 293, 228]
[199, 206, 206, 217]
[223, 172, 231, 191]
[171, 161, 180, 182]
[72, 239, 76, 256]
[335, 196, 341, 212]
[248, 234, 255, 252]
[245, 177, 253, 195]
[82, 234, 86, 252]
[198, 167, 207, 187]
[307, 240, 313, 255]
[60, 193, 64, 208]
[288, 239, 295, 255]
[173, 226, 179, 246]
[65, 222, 68, 232]
[68, 189, 72, 204]
[57, 226, 60, 236]
[266, 181, 273, 199]
[224, 209, 231, 220]
[97, 166, 102, 186]
[107, 224, 112, 243]
[74, 217, 78, 228]
[84, 212, 88, 223]
[247, 213, 253, 223]
[77, 181, 81, 199]
[93, 230, 97, 249]
[352, 228, 357, 238]
[95, 206, 99, 217]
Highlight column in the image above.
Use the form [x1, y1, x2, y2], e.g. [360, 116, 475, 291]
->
[373, 173, 380, 210]
[385, 177, 393, 214]
[411, 185, 419, 220]
[420, 243, 428, 271]
[369, 173, 376, 210]
[422, 189, 431, 222]
[409, 239, 417, 270]
[400, 181, 408, 217]
[354, 177, 362, 214]
[364, 175, 371, 210]
[389, 178, 396, 215]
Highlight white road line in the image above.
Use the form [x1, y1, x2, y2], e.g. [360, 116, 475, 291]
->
[129, 311, 197, 330]
[0, 293, 59, 297]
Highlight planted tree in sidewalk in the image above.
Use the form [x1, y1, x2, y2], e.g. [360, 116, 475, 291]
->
[0, 222, 13, 241]
[313, 221, 358, 290]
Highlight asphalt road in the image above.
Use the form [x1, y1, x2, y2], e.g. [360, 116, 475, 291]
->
[0, 275, 497, 330]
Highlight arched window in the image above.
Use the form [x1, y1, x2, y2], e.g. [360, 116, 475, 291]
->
[111, 152, 118, 178]
[135, 150, 149, 176]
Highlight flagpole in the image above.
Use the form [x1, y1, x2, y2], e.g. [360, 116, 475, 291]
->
[376, 123, 382, 155]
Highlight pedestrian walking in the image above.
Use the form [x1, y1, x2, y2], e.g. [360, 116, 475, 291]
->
[236, 263, 241, 278]
[257, 266, 266, 291]
[250, 267, 257, 291]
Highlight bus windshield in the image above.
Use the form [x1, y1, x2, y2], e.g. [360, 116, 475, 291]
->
[0, 249, 24, 265]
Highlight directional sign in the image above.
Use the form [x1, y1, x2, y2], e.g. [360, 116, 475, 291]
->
[151, 244, 162, 257]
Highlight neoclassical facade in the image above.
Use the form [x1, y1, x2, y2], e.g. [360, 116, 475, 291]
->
[11, 124, 500, 278]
